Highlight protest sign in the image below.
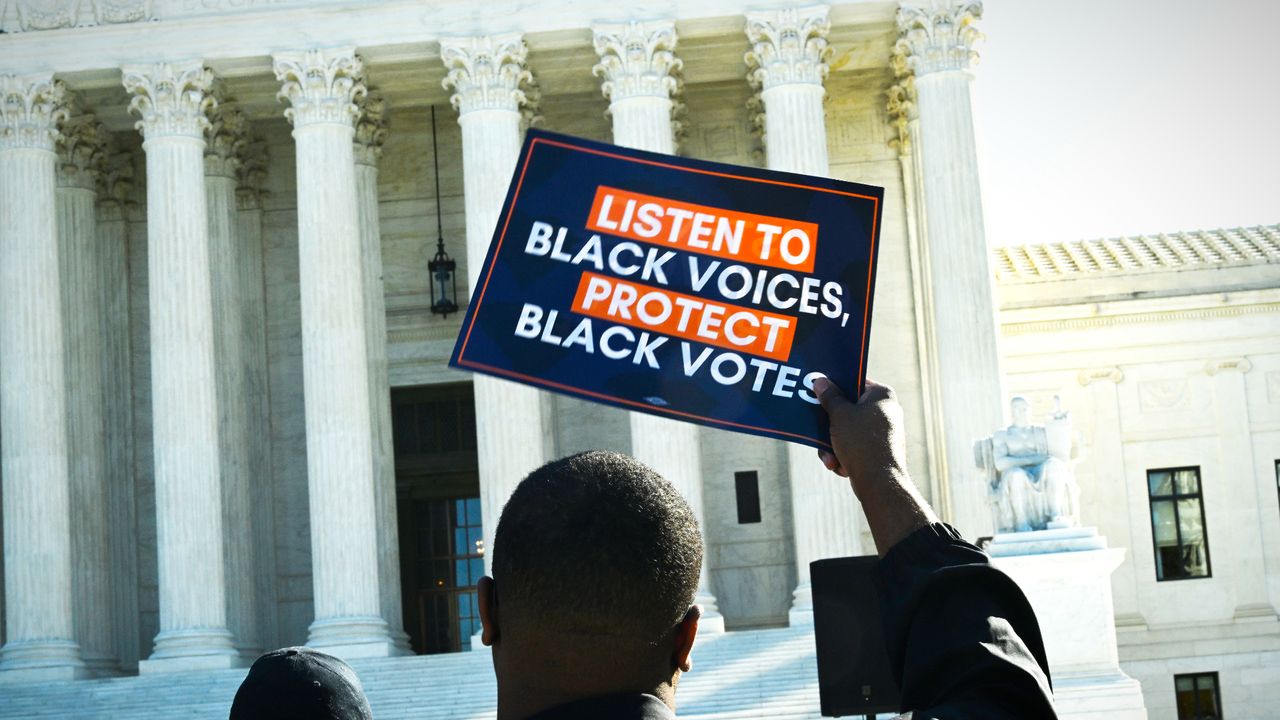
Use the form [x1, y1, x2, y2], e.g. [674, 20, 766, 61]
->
[449, 129, 882, 450]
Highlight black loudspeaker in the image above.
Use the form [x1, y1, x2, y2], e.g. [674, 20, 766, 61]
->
[811, 555, 902, 718]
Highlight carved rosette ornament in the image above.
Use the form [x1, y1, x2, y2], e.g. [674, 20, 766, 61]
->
[895, 1, 984, 76]
[273, 49, 367, 129]
[886, 44, 917, 157]
[0, 74, 69, 152]
[56, 114, 109, 190]
[592, 21, 683, 103]
[441, 34, 533, 115]
[204, 92, 249, 179]
[122, 62, 216, 141]
[744, 6, 832, 91]
[353, 91, 389, 167]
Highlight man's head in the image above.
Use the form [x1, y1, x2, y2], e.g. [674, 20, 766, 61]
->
[478, 450, 703, 715]
[1010, 396, 1032, 428]
[229, 647, 372, 720]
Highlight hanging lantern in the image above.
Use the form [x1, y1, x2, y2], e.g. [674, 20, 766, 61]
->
[427, 104, 459, 318]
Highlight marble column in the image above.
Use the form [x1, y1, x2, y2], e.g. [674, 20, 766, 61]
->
[442, 34, 548, 577]
[353, 92, 411, 654]
[1205, 359, 1274, 620]
[97, 150, 142, 671]
[274, 48, 395, 657]
[897, 1, 1004, 538]
[234, 143, 280, 652]
[123, 61, 240, 671]
[205, 95, 261, 660]
[56, 113, 119, 676]
[593, 19, 722, 632]
[0, 73, 87, 682]
[745, 6, 866, 624]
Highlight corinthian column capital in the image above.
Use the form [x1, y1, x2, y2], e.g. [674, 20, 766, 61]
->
[441, 33, 532, 115]
[745, 5, 832, 90]
[353, 91, 389, 167]
[896, 1, 984, 75]
[56, 114, 108, 190]
[592, 20, 682, 102]
[204, 92, 249, 178]
[273, 48, 366, 128]
[0, 73, 68, 152]
[122, 62, 215, 141]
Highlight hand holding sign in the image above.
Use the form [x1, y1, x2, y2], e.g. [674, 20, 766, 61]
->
[451, 129, 882, 450]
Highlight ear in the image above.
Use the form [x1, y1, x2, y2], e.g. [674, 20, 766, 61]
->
[672, 604, 700, 673]
[477, 576, 499, 647]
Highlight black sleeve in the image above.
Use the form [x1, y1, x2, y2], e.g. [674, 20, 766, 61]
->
[874, 523, 1058, 720]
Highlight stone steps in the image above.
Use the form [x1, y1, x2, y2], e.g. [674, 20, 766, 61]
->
[0, 626, 827, 719]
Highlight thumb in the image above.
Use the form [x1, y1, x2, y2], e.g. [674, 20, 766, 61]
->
[812, 375, 851, 415]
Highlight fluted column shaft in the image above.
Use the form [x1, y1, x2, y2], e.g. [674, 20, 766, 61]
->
[123, 62, 239, 671]
[745, 7, 867, 625]
[0, 73, 86, 681]
[274, 49, 394, 658]
[593, 19, 722, 630]
[898, 1, 1002, 538]
[204, 100, 259, 659]
[353, 95, 410, 654]
[443, 34, 548, 578]
[55, 115, 118, 676]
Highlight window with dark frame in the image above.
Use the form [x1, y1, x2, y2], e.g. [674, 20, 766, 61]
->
[734, 471, 762, 524]
[1174, 671, 1222, 720]
[1147, 467, 1211, 581]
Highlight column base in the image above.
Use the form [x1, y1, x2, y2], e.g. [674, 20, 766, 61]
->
[83, 653, 124, 678]
[787, 582, 814, 627]
[696, 591, 725, 635]
[307, 616, 398, 659]
[139, 628, 242, 674]
[0, 640, 88, 683]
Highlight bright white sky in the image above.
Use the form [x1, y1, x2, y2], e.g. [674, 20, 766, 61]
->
[971, 0, 1280, 247]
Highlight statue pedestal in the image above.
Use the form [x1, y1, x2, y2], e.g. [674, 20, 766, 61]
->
[990, 528, 1148, 719]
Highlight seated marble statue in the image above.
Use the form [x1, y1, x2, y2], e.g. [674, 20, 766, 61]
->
[974, 396, 1080, 533]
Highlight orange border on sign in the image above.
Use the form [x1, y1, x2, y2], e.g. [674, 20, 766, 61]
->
[456, 136, 881, 449]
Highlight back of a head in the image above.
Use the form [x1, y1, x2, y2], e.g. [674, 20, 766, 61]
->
[229, 647, 373, 720]
[493, 450, 703, 648]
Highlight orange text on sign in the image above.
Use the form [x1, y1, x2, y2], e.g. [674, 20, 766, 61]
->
[586, 186, 819, 273]
[571, 271, 797, 362]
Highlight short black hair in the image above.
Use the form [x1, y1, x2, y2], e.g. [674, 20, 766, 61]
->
[492, 450, 703, 644]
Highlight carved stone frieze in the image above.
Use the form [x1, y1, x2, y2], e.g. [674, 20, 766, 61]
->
[56, 113, 109, 190]
[353, 90, 389, 167]
[592, 20, 683, 103]
[896, 1, 984, 76]
[4, 0, 151, 31]
[121, 62, 215, 140]
[273, 49, 366, 128]
[0, 74, 68, 152]
[440, 33, 532, 115]
[744, 6, 832, 91]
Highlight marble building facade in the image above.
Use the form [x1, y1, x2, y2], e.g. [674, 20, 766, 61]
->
[0, 1, 1276, 718]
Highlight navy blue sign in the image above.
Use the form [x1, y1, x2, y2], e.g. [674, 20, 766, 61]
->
[450, 129, 882, 450]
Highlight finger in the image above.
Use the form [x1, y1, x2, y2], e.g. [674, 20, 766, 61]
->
[858, 378, 895, 404]
[818, 449, 838, 472]
[812, 375, 849, 414]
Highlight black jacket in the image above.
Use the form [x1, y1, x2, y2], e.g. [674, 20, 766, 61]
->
[529, 523, 1057, 719]
[875, 523, 1058, 719]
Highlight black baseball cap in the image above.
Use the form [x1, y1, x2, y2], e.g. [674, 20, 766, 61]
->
[229, 647, 374, 720]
